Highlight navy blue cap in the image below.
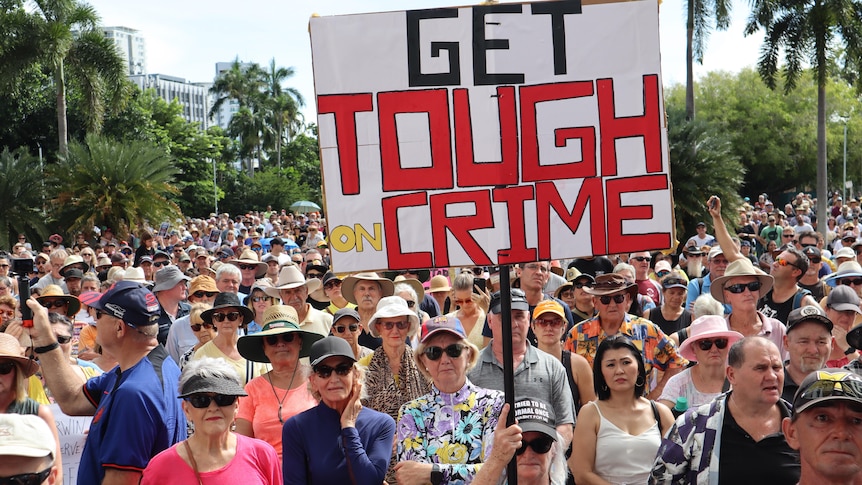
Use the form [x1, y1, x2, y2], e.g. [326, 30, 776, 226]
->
[91, 280, 161, 327]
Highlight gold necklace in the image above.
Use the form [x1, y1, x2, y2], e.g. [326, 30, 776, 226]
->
[267, 364, 298, 424]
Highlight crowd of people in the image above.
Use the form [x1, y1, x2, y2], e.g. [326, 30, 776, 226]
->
[2, 198, 862, 484]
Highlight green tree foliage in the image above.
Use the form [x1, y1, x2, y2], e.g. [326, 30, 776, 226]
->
[0, 147, 50, 248]
[51, 135, 182, 239]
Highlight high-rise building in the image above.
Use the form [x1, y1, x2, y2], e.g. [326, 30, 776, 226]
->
[211, 61, 253, 131]
[129, 74, 211, 129]
[102, 26, 146, 75]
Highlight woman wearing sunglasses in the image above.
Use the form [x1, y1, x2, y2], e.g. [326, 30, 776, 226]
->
[283, 336, 395, 484]
[191, 293, 269, 385]
[245, 280, 276, 335]
[393, 316, 502, 484]
[571, 335, 674, 485]
[235, 305, 322, 459]
[176, 303, 215, 369]
[658, 315, 742, 411]
[142, 357, 281, 484]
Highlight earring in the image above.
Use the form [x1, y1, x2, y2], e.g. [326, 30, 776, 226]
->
[601, 384, 608, 392]
[635, 377, 645, 387]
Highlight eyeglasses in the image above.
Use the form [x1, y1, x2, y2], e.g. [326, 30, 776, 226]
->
[631, 256, 652, 262]
[238, 264, 258, 271]
[335, 324, 359, 333]
[724, 281, 762, 294]
[56, 335, 72, 344]
[153, 261, 169, 268]
[598, 294, 626, 305]
[379, 320, 410, 331]
[697, 338, 729, 351]
[314, 363, 353, 378]
[40, 300, 67, 309]
[523, 263, 550, 273]
[424, 343, 465, 361]
[192, 291, 218, 299]
[251, 296, 271, 303]
[264, 333, 296, 345]
[0, 362, 15, 375]
[0, 468, 52, 485]
[190, 322, 215, 332]
[534, 317, 565, 327]
[516, 436, 554, 455]
[324, 280, 342, 290]
[212, 311, 241, 322]
[186, 394, 238, 408]
[840, 278, 862, 286]
[775, 258, 798, 268]
[306, 272, 323, 279]
[405, 300, 416, 308]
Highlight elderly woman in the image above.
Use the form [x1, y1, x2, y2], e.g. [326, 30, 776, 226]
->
[659, 315, 742, 411]
[236, 305, 322, 459]
[141, 357, 281, 484]
[331, 307, 373, 360]
[571, 335, 674, 485]
[283, 336, 396, 484]
[48, 312, 101, 383]
[643, 272, 693, 336]
[177, 303, 215, 369]
[192, 293, 269, 385]
[246, 280, 276, 334]
[445, 272, 487, 349]
[394, 315, 503, 484]
[0, 294, 17, 332]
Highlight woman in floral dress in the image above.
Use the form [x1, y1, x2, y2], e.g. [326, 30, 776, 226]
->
[394, 316, 504, 484]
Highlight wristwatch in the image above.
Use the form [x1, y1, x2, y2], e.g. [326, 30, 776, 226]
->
[430, 464, 443, 485]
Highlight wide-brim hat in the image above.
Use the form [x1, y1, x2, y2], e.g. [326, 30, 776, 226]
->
[123, 266, 147, 284]
[393, 276, 425, 301]
[237, 305, 324, 363]
[368, 295, 420, 338]
[178, 369, 248, 398]
[229, 249, 267, 278]
[678, 315, 744, 361]
[584, 274, 638, 298]
[0, 333, 38, 377]
[189, 275, 218, 295]
[826, 261, 862, 288]
[710, 258, 774, 303]
[835, 247, 857, 260]
[264, 265, 321, 298]
[342, 272, 395, 304]
[60, 255, 90, 276]
[35, 284, 80, 317]
[200, 292, 254, 325]
[427, 275, 451, 293]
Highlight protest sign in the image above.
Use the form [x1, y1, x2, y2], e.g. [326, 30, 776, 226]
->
[311, 0, 672, 272]
[50, 403, 93, 485]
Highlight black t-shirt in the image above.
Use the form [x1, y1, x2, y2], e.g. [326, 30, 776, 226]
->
[719, 400, 800, 485]
[568, 257, 615, 278]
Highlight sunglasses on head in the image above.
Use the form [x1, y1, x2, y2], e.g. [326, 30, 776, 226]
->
[314, 362, 353, 378]
[423, 343, 465, 361]
[516, 436, 554, 455]
[264, 333, 296, 345]
[379, 320, 410, 331]
[599, 294, 626, 305]
[0, 468, 52, 485]
[190, 322, 215, 332]
[41, 300, 67, 309]
[192, 291, 218, 299]
[0, 361, 15, 375]
[212, 311, 241, 322]
[335, 324, 359, 333]
[795, 373, 862, 408]
[724, 281, 762, 294]
[186, 394, 238, 408]
[697, 338, 729, 351]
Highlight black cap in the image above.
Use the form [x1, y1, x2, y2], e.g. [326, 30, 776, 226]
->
[309, 336, 356, 367]
[787, 305, 833, 332]
[489, 288, 529, 314]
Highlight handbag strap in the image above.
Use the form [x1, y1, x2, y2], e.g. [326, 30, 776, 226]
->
[183, 440, 204, 485]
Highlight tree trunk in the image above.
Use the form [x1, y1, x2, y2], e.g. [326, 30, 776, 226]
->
[56, 61, 68, 155]
[817, 76, 828, 241]
[685, 0, 695, 121]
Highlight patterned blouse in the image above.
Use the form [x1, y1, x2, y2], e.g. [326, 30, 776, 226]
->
[396, 379, 504, 484]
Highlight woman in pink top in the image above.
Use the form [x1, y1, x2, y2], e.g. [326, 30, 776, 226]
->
[235, 305, 324, 458]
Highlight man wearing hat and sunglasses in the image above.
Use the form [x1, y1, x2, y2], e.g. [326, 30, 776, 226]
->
[265, 266, 332, 337]
[25, 281, 186, 485]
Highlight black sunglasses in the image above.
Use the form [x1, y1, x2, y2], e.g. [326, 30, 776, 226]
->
[0, 361, 15, 375]
[190, 322, 215, 332]
[516, 436, 554, 455]
[41, 300, 67, 309]
[56, 335, 72, 344]
[212, 311, 241, 322]
[724, 281, 762, 294]
[697, 338, 729, 351]
[0, 468, 52, 485]
[599, 294, 626, 305]
[192, 291, 218, 299]
[574, 282, 594, 289]
[335, 324, 359, 333]
[238, 264, 258, 271]
[306, 272, 323, 279]
[153, 261, 169, 268]
[314, 363, 353, 379]
[423, 343, 465, 361]
[264, 333, 296, 345]
[840, 278, 862, 286]
[631, 256, 651, 262]
[186, 394, 238, 408]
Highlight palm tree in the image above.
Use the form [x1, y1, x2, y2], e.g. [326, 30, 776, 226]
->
[746, 0, 862, 238]
[262, 58, 305, 168]
[0, 0, 127, 154]
[685, 0, 731, 120]
[0, 148, 50, 249]
[52, 135, 182, 239]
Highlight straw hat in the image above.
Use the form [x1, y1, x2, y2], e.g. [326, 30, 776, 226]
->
[341, 272, 395, 304]
[709, 258, 774, 304]
[35, 285, 80, 317]
[367, 296, 420, 338]
[393, 275, 425, 301]
[59, 255, 90, 275]
[264, 265, 321, 298]
[237, 305, 324, 363]
[677, 315, 743, 361]
[229, 249, 267, 278]
[0, 333, 38, 377]
[427, 275, 451, 294]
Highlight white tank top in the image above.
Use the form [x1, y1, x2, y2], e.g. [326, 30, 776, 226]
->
[593, 402, 661, 484]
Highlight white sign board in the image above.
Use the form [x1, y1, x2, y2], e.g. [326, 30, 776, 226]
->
[311, 0, 672, 272]
[50, 403, 93, 485]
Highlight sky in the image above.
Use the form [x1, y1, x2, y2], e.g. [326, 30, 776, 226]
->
[85, 0, 764, 120]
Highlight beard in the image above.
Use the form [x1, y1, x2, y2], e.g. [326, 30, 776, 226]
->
[687, 259, 703, 279]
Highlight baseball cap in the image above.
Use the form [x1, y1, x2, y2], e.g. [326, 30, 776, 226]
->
[63, 268, 84, 280]
[177, 357, 248, 398]
[708, 246, 724, 260]
[489, 288, 529, 314]
[309, 336, 356, 367]
[696, 221, 706, 227]
[332, 307, 360, 326]
[802, 246, 821, 262]
[513, 398, 557, 440]
[786, 305, 833, 332]
[420, 315, 467, 343]
[90, 280, 161, 327]
[532, 300, 566, 321]
[0, 414, 55, 458]
[110, 253, 127, 264]
[139, 255, 153, 264]
[792, 370, 862, 415]
[827, 285, 862, 313]
[661, 276, 688, 290]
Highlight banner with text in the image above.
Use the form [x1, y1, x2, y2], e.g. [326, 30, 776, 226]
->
[311, 0, 672, 273]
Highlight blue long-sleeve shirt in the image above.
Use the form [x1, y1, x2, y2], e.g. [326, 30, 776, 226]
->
[282, 401, 395, 485]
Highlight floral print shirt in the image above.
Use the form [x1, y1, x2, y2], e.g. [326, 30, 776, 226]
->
[396, 379, 504, 484]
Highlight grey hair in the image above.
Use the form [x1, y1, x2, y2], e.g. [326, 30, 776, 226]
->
[48, 312, 73, 335]
[692, 294, 724, 319]
[0, 276, 11, 288]
[613, 263, 635, 278]
[178, 356, 242, 394]
[393, 282, 417, 302]
[452, 272, 474, 293]
[81, 273, 99, 286]
[548, 431, 568, 485]
[215, 263, 241, 281]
